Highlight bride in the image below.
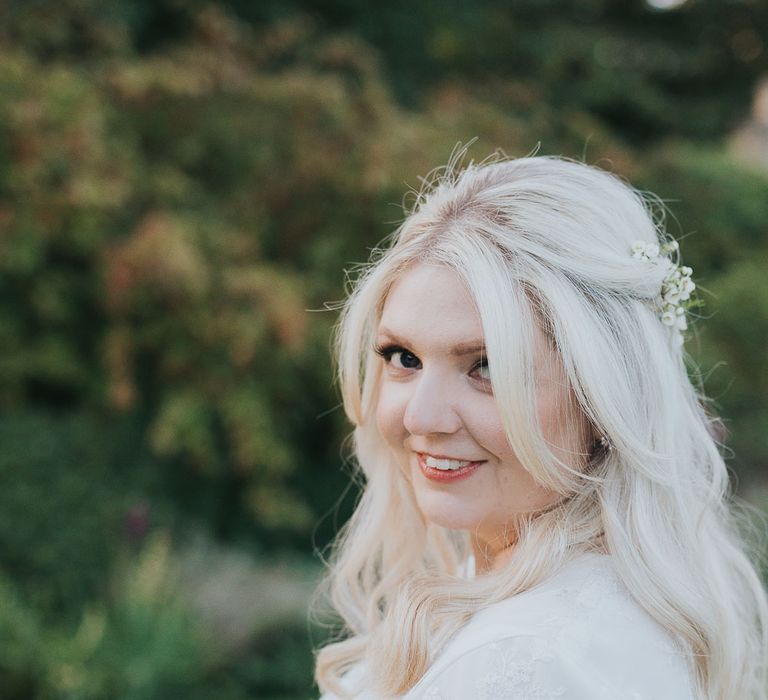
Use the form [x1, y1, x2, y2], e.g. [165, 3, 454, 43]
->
[313, 154, 768, 699]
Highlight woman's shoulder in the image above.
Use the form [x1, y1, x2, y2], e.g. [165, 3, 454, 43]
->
[465, 551, 673, 648]
[319, 553, 698, 700]
[411, 551, 697, 699]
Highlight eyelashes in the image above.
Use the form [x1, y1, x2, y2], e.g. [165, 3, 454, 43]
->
[473, 357, 491, 382]
[373, 343, 490, 382]
[374, 343, 421, 369]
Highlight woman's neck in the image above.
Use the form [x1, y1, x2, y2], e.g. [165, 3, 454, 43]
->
[471, 537, 517, 575]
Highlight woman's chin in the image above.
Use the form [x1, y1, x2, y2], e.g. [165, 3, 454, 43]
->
[414, 491, 486, 532]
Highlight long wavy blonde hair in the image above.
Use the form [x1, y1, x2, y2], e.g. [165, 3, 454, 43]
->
[313, 153, 768, 700]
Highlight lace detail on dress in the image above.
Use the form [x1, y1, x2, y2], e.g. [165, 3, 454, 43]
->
[473, 638, 567, 700]
[419, 636, 571, 700]
[538, 556, 635, 652]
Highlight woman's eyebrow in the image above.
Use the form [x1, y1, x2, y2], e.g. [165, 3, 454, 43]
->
[450, 342, 487, 356]
[375, 328, 486, 356]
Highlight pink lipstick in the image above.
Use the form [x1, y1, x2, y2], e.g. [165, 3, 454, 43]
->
[417, 453, 485, 483]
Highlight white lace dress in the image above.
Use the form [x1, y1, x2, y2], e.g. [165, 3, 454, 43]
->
[318, 552, 698, 699]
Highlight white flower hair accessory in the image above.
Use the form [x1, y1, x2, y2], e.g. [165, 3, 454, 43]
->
[631, 238, 697, 344]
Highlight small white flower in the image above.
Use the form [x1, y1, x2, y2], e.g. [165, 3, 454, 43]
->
[678, 279, 694, 301]
[628, 237, 695, 343]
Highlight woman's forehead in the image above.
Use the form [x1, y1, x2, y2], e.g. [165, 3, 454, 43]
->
[376, 262, 554, 364]
[378, 264, 482, 336]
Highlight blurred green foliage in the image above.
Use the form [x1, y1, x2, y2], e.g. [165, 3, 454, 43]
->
[0, 1, 766, 698]
[636, 148, 768, 469]
[0, 530, 321, 699]
[0, 413, 120, 620]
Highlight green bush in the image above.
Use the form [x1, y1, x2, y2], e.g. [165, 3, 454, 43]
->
[0, 412, 122, 620]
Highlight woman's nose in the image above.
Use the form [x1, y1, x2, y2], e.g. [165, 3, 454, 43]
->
[402, 370, 463, 436]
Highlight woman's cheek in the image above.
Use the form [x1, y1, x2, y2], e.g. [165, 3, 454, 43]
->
[375, 383, 407, 449]
[465, 398, 509, 456]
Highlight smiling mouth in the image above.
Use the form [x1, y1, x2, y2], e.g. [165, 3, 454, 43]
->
[418, 453, 485, 471]
[416, 452, 485, 481]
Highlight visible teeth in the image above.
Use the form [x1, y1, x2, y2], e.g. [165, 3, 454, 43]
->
[424, 456, 472, 471]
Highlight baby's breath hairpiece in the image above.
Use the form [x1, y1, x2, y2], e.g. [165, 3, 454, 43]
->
[631, 239, 697, 345]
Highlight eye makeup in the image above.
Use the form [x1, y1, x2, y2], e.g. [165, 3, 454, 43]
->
[374, 343, 421, 369]
[374, 341, 490, 384]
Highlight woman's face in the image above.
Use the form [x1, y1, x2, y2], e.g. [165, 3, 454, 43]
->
[374, 263, 587, 568]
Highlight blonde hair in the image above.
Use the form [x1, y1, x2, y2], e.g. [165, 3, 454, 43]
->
[313, 153, 768, 699]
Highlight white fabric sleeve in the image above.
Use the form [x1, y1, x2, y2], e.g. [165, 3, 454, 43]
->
[413, 635, 621, 700]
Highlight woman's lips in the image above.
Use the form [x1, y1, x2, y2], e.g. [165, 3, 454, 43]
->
[417, 453, 485, 483]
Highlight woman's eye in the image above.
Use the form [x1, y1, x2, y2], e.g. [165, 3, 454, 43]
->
[472, 360, 491, 382]
[390, 350, 421, 369]
[375, 345, 421, 370]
